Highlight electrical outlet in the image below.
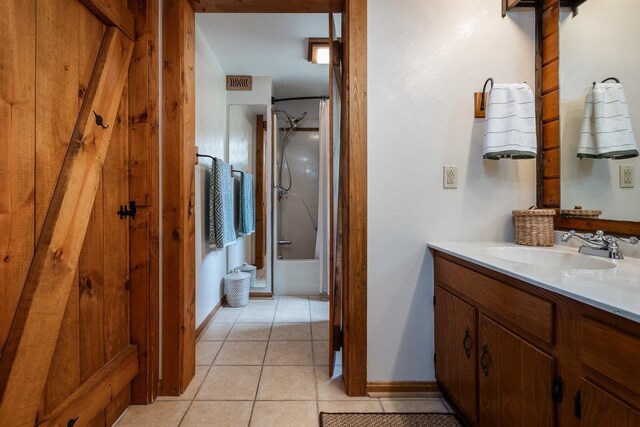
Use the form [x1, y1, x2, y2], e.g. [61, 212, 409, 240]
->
[443, 166, 458, 189]
[620, 165, 634, 188]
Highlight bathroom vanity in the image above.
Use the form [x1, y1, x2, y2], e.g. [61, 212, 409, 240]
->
[429, 243, 640, 427]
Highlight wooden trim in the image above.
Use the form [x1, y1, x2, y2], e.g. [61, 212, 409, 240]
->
[255, 115, 266, 269]
[249, 292, 274, 298]
[0, 28, 133, 425]
[341, 0, 368, 397]
[537, 0, 640, 236]
[195, 296, 226, 341]
[162, 0, 196, 396]
[366, 382, 441, 394]
[193, 0, 344, 13]
[328, 12, 336, 375]
[79, 0, 135, 40]
[128, 0, 160, 405]
[37, 346, 138, 426]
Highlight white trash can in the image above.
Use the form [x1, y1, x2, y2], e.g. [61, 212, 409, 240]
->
[236, 263, 257, 288]
[225, 270, 251, 308]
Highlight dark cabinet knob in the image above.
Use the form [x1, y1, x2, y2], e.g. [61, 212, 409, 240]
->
[480, 343, 490, 376]
[462, 328, 472, 359]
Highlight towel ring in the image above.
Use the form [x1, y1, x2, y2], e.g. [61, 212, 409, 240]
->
[593, 77, 621, 87]
[481, 78, 494, 111]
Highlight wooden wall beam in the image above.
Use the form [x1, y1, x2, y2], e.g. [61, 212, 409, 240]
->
[342, 0, 367, 397]
[193, 0, 344, 13]
[162, 0, 196, 396]
[255, 115, 266, 270]
[0, 27, 133, 426]
[37, 346, 138, 426]
[79, 0, 135, 40]
[128, 0, 160, 404]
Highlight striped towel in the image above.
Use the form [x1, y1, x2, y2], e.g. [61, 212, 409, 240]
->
[209, 159, 236, 249]
[239, 172, 255, 235]
[483, 83, 537, 160]
[578, 83, 639, 159]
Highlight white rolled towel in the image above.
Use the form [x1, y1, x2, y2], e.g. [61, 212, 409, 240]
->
[483, 83, 537, 160]
[578, 83, 639, 159]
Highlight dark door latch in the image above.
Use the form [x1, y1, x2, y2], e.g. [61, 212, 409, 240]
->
[93, 111, 109, 129]
[117, 201, 137, 220]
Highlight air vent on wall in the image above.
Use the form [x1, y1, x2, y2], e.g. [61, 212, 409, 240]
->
[226, 75, 252, 91]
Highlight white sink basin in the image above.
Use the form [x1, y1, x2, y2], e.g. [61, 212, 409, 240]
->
[486, 247, 617, 270]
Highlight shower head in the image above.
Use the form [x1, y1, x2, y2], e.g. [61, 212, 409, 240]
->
[290, 112, 307, 130]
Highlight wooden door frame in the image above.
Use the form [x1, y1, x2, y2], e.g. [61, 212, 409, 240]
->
[255, 115, 267, 269]
[162, 0, 368, 396]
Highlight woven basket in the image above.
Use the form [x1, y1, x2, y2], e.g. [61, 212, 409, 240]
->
[513, 208, 555, 247]
[224, 270, 251, 308]
[236, 263, 257, 288]
[559, 208, 602, 218]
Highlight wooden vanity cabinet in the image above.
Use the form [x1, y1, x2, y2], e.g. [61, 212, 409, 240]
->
[433, 251, 640, 427]
[434, 286, 478, 423]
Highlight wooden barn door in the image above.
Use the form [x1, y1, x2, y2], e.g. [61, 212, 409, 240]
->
[0, 1, 136, 425]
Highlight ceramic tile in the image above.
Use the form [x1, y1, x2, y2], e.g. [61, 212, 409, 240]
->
[250, 401, 318, 427]
[114, 401, 189, 427]
[264, 341, 313, 365]
[310, 322, 328, 341]
[310, 307, 329, 322]
[257, 366, 317, 400]
[181, 401, 253, 427]
[274, 309, 311, 323]
[227, 323, 272, 341]
[157, 366, 207, 401]
[196, 341, 223, 366]
[202, 322, 233, 341]
[245, 298, 279, 310]
[196, 366, 262, 400]
[315, 366, 368, 401]
[236, 309, 275, 323]
[269, 323, 312, 341]
[318, 400, 383, 413]
[380, 398, 449, 413]
[213, 309, 242, 323]
[214, 341, 267, 365]
[277, 297, 310, 310]
[312, 341, 341, 366]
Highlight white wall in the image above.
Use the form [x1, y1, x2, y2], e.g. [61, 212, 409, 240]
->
[367, 0, 537, 381]
[559, 0, 640, 221]
[195, 26, 228, 328]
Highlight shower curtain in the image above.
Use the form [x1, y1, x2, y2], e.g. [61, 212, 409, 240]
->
[316, 100, 330, 294]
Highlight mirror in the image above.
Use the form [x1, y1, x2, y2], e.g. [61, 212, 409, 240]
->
[559, 0, 640, 222]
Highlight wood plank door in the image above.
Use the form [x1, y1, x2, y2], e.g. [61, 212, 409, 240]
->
[0, 1, 135, 425]
[255, 115, 267, 269]
[478, 315, 555, 427]
[328, 12, 343, 377]
[434, 287, 478, 423]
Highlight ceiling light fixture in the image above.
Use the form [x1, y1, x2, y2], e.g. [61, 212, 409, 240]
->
[308, 38, 330, 65]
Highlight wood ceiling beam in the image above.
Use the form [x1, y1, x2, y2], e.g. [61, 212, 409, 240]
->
[79, 0, 135, 40]
[0, 27, 133, 426]
[193, 0, 344, 13]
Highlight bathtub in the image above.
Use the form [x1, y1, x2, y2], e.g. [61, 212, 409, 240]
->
[274, 258, 319, 296]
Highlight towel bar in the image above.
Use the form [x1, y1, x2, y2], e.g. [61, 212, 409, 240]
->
[474, 77, 494, 118]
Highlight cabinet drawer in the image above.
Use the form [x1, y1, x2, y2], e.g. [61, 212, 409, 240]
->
[435, 256, 554, 344]
[579, 317, 640, 396]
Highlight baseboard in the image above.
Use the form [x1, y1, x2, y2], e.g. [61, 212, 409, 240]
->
[366, 381, 441, 396]
[195, 296, 226, 341]
[249, 292, 273, 298]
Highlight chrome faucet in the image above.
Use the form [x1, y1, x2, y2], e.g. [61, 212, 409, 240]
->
[561, 230, 639, 260]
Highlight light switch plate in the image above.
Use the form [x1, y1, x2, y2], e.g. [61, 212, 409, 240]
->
[443, 166, 458, 189]
[620, 165, 634, 188]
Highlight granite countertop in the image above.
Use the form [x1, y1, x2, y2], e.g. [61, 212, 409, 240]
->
[428, 242, 640, 323]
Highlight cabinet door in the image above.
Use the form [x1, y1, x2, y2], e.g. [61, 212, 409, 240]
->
[579, 379, 640, 427]
[434, 286, 477, 423]
[478, 315, 555, 427]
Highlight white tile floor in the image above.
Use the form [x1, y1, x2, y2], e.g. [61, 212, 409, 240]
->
[114, 296, 453, 427]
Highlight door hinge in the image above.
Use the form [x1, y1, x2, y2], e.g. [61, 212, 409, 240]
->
[434, 353, 437, 364]
[552, 376, 563, 404]
[574, 391, 582, 419]
[433, 295, 436, 306]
